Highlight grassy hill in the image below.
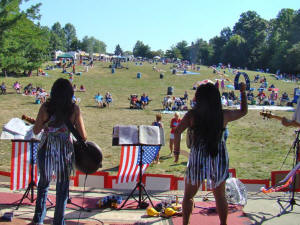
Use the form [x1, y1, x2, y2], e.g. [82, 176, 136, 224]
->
[0, 61, 298, 179]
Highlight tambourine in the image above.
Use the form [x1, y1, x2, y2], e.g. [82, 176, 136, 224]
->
[234, 72, 250, 90]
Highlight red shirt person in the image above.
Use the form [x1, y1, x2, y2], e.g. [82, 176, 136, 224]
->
[169, 112, 181, 155]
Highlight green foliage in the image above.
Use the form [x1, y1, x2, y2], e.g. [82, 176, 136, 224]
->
[0, 0, 49, 76]
[133, 40, 151, 58]
[176, 40, 189, 60]
[63, 23, 77, 51]
[81, 36, 106, 54]
[114, 44, 123, 56]
[286, 42, 300, 73]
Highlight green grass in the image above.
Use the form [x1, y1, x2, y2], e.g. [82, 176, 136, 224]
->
[0, 62, 297, 179]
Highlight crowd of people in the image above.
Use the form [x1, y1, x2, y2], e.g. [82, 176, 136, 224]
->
[2, 59, 300, 225]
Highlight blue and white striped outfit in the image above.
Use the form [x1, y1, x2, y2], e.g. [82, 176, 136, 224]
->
[185, 131, 229, 189]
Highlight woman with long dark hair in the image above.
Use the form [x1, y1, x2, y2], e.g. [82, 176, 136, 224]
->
[174, 82, 247, 225]
[32, 78, 87, 225]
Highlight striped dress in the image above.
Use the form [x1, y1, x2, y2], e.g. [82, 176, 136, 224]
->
[38, 116, 74, 182]
[185, 131, 229, 189]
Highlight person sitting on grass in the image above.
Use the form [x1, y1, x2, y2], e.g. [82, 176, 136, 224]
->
[162, 95, 173, 110]
[95, 92, 103, 108]
[280, 92, 290, 106]
[105, 92, 112, 108]
[269, 90, 278, 105]
[13, 81, 21, 94]
[256, 90, 266, 105]
[1, 82, 7, 95]
[79, 85, 86, 92]
[73, 84, 77, 91]
[140, 93, 150, 109]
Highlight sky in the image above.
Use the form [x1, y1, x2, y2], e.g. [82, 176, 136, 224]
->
[21, 0, 299, 53]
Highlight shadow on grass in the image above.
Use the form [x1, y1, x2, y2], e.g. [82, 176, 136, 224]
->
[85, 105, 104, 109]
[170, 162, 186, 166]
[159, 155, 172, 161]
[101, 166, 119, 172]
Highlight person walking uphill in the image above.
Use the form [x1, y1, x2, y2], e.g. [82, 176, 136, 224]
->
[32, 78, 87, 225]
[174, 82, 248, 225]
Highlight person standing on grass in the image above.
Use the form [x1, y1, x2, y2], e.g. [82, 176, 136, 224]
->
[169, 112, 181, 156]
[152, 114, 163, 164]
[174, 82, 247, 225]
[32, 78, 87, 225]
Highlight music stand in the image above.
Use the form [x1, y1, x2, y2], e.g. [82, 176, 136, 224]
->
[277, 130, 300, 216]
[120, 145, 155, 209]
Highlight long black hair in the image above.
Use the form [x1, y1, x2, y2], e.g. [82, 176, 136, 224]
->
[45, 78, 74, 125]
[191, 83, 224, 157]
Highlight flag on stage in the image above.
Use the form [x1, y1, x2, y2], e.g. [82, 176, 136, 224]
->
[117, 145, 160, 184]
[10, 141, 39, 190]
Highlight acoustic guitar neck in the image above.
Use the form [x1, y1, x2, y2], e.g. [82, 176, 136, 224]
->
[21, 115, 36, 124]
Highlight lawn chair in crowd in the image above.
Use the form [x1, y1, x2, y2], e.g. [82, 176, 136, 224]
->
[129, 94, 142, 109]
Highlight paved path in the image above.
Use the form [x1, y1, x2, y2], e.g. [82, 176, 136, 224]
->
[0, 182, 299, 225]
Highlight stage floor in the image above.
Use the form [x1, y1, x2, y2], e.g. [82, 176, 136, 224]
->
[0, 182, 299, 225]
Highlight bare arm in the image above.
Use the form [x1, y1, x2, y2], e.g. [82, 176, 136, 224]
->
[174, 112, 190, 162]
[74, 105, 87, 141]
[33, 104, 49, 135]
[223, 83, 248, 126]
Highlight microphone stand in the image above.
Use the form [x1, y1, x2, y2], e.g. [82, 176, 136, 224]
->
[277, 130, 300, 216]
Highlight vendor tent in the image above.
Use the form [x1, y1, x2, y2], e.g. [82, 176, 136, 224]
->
[57, 53, 74, 60]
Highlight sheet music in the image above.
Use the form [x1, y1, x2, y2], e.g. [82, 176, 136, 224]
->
[118, 125, 139, 145]
[139, 125, 160, 145]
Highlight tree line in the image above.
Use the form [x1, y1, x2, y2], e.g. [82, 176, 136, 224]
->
[0, 0, 106, 76]
[131, 9, 300, 74]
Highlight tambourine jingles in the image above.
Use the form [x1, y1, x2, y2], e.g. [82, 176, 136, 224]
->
[234, 72, 250, 90]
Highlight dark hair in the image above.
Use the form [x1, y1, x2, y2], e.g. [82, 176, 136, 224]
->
[191, 83, 224, 157]
[45, 78, 74, 125]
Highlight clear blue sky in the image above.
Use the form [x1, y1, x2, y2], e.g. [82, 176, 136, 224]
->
[21, 0, 299, 53]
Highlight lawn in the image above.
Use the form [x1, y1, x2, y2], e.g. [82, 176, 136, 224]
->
[0, 61, 297, 179]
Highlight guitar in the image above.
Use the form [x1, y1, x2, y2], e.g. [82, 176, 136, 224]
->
[259, 111, 284, 121]
[22, 114, 36, 124]
[21, 114, 103, 174]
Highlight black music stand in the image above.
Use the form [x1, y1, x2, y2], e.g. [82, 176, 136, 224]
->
[120, 145, 155, 209]
[277, 130, 300, 216]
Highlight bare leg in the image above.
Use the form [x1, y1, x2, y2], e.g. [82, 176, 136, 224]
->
[212, 181, 228, 225]
[182, 180, 200, 225]
[169, 139, 174, 155]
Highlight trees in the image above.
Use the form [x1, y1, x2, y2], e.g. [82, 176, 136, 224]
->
[165, 46, 182, 60]
[286, 42, 300, 73]
[50, 22, 66, 51]
[233, 11, 268, 68]
[176, 41, 189, 60]
[81, 36, 106, 54]
[63, 23, 77, 51]
[114, 44, 123, 56]
[0, 0, 48, 76]
[133, 41, 151, 58]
